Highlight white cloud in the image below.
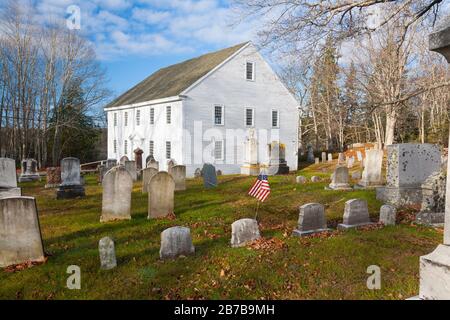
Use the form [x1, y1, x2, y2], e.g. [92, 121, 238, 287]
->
[131, 8, 171, 25]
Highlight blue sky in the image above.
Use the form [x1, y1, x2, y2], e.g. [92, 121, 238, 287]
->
[31, 0, 262, 101]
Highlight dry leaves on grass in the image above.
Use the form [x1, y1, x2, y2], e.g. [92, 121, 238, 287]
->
[247, 237, 287, 252]
[4, 257, 48, 273]
[358, 222, 384, 231]
[396, 206, 420, 225]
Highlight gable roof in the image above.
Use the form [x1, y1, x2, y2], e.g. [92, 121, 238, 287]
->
[105, 42, 250, 109]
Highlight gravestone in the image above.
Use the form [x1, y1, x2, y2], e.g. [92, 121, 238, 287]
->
[338, 199, 374, 230]
[293, 203, 331, 236]
[327, 153, 333, 162]
[119, 156, 129, 165]
[202, 163, 217, 188]
[146, 155, 159, 170]
[216, 169, 222, 176]
[98, 159, 118, 183]
[142, 167, 158, 193]
[230, 218, 261, 247]
[100, 166, 133, 222]
[327, 166, 351, 190]
[376, 144, 441, 207]
[56, 157, 85, 199]
[194, 168, 202, 177]
[311, 176, 321, 182]
[416, 170, 446, 225]
[241, 129, 260, 175]
[379, 204, 396, 226]
[0, 197, 45, 267]
[306, 145, 315, 163]
[148, 172, 175, 218]
[357, 149, 383, 188]
[18, 159, 40, 182]
[160, 226, 195, 259]
[45, 167, 61, 188]
[296, 176, 307, 184]
[0, 158, 21, 199]
[169, 165, 186, 191]
[99, 237, 117, 270]
[321, 152, 326, 163]
[134, 148, 143, 171]
[419, 18, 450, 300]
[106, 159, 117, 168]
[315, 157, 320, 164]
[167, 159, 176, 171]
[267, 141, 289, 175]
[338, 153, 345, 164]
[124, 160, 137, 181]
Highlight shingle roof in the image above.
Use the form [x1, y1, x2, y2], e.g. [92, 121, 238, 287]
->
[105, 42, 249, 109]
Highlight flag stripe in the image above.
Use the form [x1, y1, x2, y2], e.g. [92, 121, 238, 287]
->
[247, 173, 271, 202]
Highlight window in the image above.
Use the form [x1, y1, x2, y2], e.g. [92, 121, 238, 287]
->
[271, 110, 279, 128]
[214, 105, 224, 125]
[245, 108, 254, 127]
[124, 140, 128, 154]
[113, 113, 117, 126]
[166, 141, 171, 159]
[113, 140, 117, 153]
[214, 140, 224, 160]
[150, 108, 155, 125]
[124, 112, 128, 126]
[246, 62, 255, 81]
[136, 110, 141, 126]
[166, 106, 171, 124]
[149, 140, 154, 157]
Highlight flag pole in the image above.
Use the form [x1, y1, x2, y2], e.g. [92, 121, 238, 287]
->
[254, 200, 261, 221]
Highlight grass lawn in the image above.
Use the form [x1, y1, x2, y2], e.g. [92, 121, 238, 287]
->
[0, 162, 442, 300]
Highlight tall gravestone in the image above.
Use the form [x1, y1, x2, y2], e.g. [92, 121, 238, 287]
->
[142, 167, 158, 193]
[124, 160, 137, 181]
[321, 152, 326, 163]
[0, 158, 21, 199]
[357, 149, 383, 188]
[56, 157, 85, 199]
[376, 144, 441, 207]
[0, 196, 45, 267]
[101, 166, 133, 222]
[169, 165, 186, 191]
[18, 159, 40, 182]
[241, 129, 260, 175]
[134, 148, 144, 171]
[306, 145, 315, 163]
[202, 163, 217, 188]
[148, 172, 175, 218]
[293, 203, 330, 236]
[327, 153, 333, 162]
[418, 17, 450, 300]
[328, 166, 352, 190]
[267, 141, 289, 175]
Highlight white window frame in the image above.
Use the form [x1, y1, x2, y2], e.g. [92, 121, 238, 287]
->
[271, 109, 279, 128]
[124, 111, 128, 127]
[166, 141, 171, 159]
[136, 109, 141, 126]
[149, 140, 154, 157]
[245, 107, 255, 127]
[213, 105, 225, 126]
[245, 61, 255, 81]
[113, 113, 117, 126]
[166, 106, 171, 124]
[150, 108, 155, 125]
[214, 139, 224, 161]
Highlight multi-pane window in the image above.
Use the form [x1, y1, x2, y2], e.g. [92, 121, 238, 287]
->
[166, 141, 171, 159]
[214, 105, 224, 125]
[124, 112, 128, 126]
[150, 108, 155, 125]
[136, 110, 141, 126]
[272, 110, 279, 128]
[214, 140, 224, 160]
[113, 113, 117, 126]
[166, 106, 171, 124]
[113, 140, 117, 153]
[149, 140, 154, 157]
[246, 62, 254, 81]
[124, 140, 128, 154]
[245, 108, 254, 127]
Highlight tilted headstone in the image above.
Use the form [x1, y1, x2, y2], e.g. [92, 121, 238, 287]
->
[321, 152, 326, 163]
[148, 172, 175, 218]
[0, 197, 45, 267]
[296, 176, 307, 184]
[142, 167, 158, 193]
[328, 166, 351, 190]
[358, 149, 383, 187]
[160, 226, 195, 259]
[202, 163, 217, 188]
[338, 199, 374, 230]
[45, 167, 61, 189]
[169, 165, 186, 191]
[379, 204, 396, 226]
[56, 157, 85, 199]
[99, 237, 117, 270]
[293, 203, 331, 236]
[101, 166, 133, 222]
[231, 218, 261, 247]
[0, 158, 21, 199]
[124, 160, 137, 181]
[18, 159, 40, 182]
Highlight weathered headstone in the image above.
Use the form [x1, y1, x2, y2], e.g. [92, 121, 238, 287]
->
[0, 197, 45, 267]
[328, 166, 351, 190]
[296, 176, 307, 184]
[202, 163, 217, 188]
[357, 149, 383, 188]
[293, 203, 330, 236]
[119, 155, 129, 165]
[45, 167, 61, 189]
[124, 160, 137, 181]
[0, 158, 21, 199]
[267, 141, 289, 175]
[18, 159, 40, 182]
[338, 153, 345, 164]
[56, 157, 85, 199]
[327, 153, 333, 162]
[230, 218, 261, 247]
[306, 145, 315, 163]
[194, 168, 202, 177]
[337, 199, 374, 230]
[169, 165, 186, 191]
[321, 152, 326, 163]
[379, 204, 396, 226]
[99, 237, 117, 270]
[216, 169, 222, 176]
[148, 172, 175, 218]
[160, 226, 195, 259]
[311, 176, 321, 182]
[241, 129, 260, 175]
[315, 157, 320, 164]
[167, 159, 176, 171]
[416, 170, 446, 225]
[100, 166, 133, 222]
[142, 167, 158, 193]
[146, 155, 159, 170]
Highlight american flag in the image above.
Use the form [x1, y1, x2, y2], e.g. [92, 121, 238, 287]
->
[248, 173, 271, 202]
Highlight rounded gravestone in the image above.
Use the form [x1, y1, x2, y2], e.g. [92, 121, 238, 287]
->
[230, 218, 261, 247]
[99, 237, 117, 270]
[169, 165, 186, 191]
[379, 204, 396, 226]
[101, 166, 133, 222]
[311, 176, 321, 182]
[142, 167, 158, 193]
[338, 199, 374, 230]
[296, 176, 307, 184]
[293, 203, 330, 236]
[160, 226, 195, 259]
[202, 163, 217, 188]
[119, 155, 129, 165]
[148, 172, 175, 218]
[328, 166, 351, 190]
